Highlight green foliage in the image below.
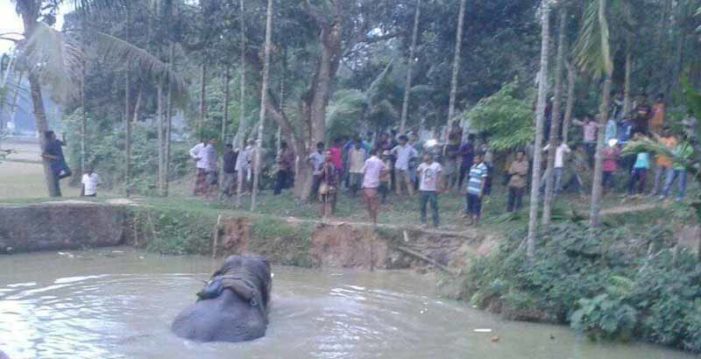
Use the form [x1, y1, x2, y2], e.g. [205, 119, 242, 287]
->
[464, 81, 535, 151]
[132, 207, 216, 255]
[571, 293, 637, 341]
[464, 222, 701, 353]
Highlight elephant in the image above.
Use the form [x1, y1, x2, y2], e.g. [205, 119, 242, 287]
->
[171, 255, 272, 343]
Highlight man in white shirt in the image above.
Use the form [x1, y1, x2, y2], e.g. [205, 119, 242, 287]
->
[348, 140, 367, 196]
[391, 135, 418, 196]
[543, 139, 571, 194]
[235, 139, 255, 194]
[417, 153, 443, 227]
[81, 166, 100, 197]
[361, 149, 386, 225]
[189, 138, 213, 196]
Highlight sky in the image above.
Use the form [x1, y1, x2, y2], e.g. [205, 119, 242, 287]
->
[0, 1, 67, 54]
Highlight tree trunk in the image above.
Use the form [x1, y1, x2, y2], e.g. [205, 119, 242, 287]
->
[81, 62, 87, 174]
[251, 0, 274, 211]
[236, 0, 247, 208]
[164, 42, 174, 197]
[222, 66, 231, 145]
[542, 8, 567, 227]
[199, 63, 207, 135]
[527, 0, 552, 259]
[124, 66, 131, 197]
[20, 6, 59, 197]
[447, 0, 467, 130]
[623, 33, 632, 115]
[399, 0, 421, 134]
[562, 62, 576, 143]
[590, 76, 611, 228]
[157, 80, 164, 194]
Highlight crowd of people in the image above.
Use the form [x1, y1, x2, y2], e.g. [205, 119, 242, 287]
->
[185, 91, 696, 227]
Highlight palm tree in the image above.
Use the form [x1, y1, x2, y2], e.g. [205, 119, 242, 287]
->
[399, 0, 421, 134]
[250, 0, 273, 211]
[527, 0, 553, 259]
[542, 7, 568, 227]
[446, 0, 467, 131]
[573, 0, 613, 228]
[235, 0, 247, 208]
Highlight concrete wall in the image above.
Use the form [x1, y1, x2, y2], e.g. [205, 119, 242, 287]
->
[0, 203, 126, 253]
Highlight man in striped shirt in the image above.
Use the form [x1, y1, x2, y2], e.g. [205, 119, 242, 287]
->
[465, 153, 488, 225]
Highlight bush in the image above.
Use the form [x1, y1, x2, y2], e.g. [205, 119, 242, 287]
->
[463, 222, 701, 353]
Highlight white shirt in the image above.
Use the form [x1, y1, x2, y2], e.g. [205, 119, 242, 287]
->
[235, 145, 253, 171]
[348, 147, 367, 174]
[361, 156, 385, 189]
[544, 143, 571, 168]
[392, 144, 418, 171]
[189, 143, 209, 169]
[417, 162, 442, 191]
[81, 173, 100, 196]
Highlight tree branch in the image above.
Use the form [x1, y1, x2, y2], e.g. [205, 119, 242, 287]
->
[303, 0, 330, 27]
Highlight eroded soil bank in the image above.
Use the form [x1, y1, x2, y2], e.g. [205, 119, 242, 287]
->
[0, 202, 499, 273]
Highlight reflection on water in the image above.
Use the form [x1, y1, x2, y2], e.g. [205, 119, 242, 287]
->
[0, 249, 694, 359]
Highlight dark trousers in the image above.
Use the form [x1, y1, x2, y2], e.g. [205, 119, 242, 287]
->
[603, 171, 616, 192]
[466, 193, 482, 217]
[627, 168, 648, 194]
[274, 170, 291, 195]
[458, 163, 470, 188]
[310, 175, 322, 201]
[379, 182, 390, 204]
[419, 190, 439, 226]
[507, 187, 524, 212]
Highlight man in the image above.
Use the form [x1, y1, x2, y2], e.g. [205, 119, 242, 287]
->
[189, 138, 212, 196]
[348, 139, 367, 196]
[543, 139, 571, 195]
[80, 166, 100, 197]
[308, 142, 325, 201]
[235, 139, 255, 194]
[650, 130, 677, 196]
[274, 141, 295, 195]
[361, 149, 386, 225]
[661, 135, 692, 202]
[391, 135, 418, 196]
[633, 94, 652, 134]
[417, 153, 443, 228]
[601, 140, 621, 194]
[443, 138, 461, 191]
[42, 131, 71, 197]
[204, 139, 219, 198]
[458, 134, 476, 189]
[465, 153, 488, 225]
[319, 150, 339, 217]
[573, 116, 598, 164]
[221, 144, 238, 198]
[506, 150, 528, 212]
[379, 150, 393, 204]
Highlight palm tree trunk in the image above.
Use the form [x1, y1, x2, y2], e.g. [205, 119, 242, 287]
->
[124, 66, 131, 197]
[157, 80, 164, 194]
[81, 61, 87, 174]
[164, 42, 174, 197]
[542, 8, 567, 227]
[400, 0, 421, 134]
[623, 33, 632, 115]
[447, 0, 467, 131]
[590, 76, 611, 228]
[236, 0, 247, 208]
[251, 0, 274, 211]
[199, 63, 207, 134]
[562, 62, 576, 143]
[527, 0, 553, 259]
[222, 66, 231, 145]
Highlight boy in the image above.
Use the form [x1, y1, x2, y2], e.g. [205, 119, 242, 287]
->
[627, 133, 650, 196]
[416, 153, 443, 228]
[506, 150, 528, 212]
[466, 153, 488, 225]
[361, 150, 386, 225]
[348, 139, 367, 196]
[391, 135, 418, 196]
[81, 166, 100, 197]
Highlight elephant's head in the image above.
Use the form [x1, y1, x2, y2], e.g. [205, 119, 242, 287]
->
[171, 255, 272, 342]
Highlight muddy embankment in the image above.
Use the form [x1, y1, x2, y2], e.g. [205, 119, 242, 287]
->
[0, 202, 503, 273]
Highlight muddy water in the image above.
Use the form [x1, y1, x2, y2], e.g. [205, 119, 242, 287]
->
[0, 249, 693, 359]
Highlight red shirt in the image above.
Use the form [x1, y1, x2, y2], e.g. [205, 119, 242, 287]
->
[328, 146, 343, 170]
[602, 147, 620, 172]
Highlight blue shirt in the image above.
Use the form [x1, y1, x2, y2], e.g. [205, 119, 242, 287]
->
[633, 152, 650, 169]
[467, 162, 488, 195]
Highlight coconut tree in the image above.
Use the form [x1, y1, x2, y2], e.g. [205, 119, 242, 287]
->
[446, 0, 467, 131]
[399, 0, 421, 134]
[527, 0, 553, 259]
[572, 0, 613, 228]
[250, 0, 273, 211]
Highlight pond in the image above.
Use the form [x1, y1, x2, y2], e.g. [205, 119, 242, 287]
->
[0, 249, 693, 359]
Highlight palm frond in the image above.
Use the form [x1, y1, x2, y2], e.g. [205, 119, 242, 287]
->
[92, 32, 187, 99]
[573, 0, 612, 79]
[366, 60, 394, 106]
[23, 23, 84, 103]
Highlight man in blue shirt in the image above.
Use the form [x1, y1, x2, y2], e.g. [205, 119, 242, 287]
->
[464, 153, 488, 226]
[41, 131, 72, 196]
